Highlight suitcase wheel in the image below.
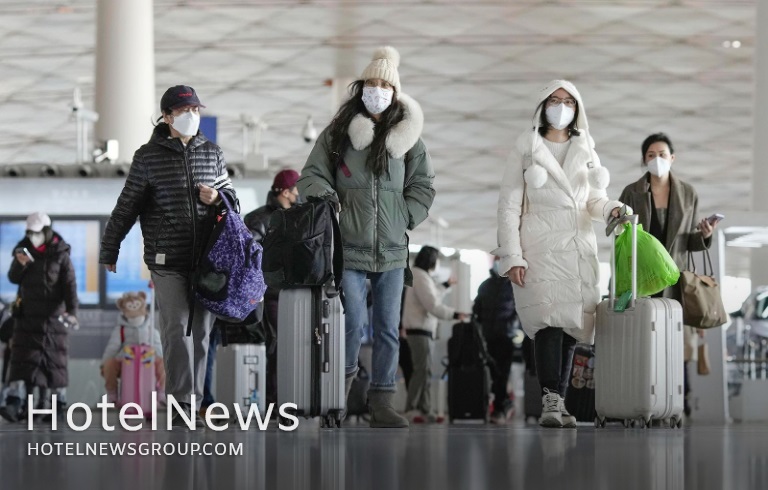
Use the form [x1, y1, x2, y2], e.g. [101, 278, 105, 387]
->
[320, 414, 340, 429]
[594, 416, 606, 429]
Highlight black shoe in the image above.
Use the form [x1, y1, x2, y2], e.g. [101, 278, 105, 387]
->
[0, 396, 21, 423]
[171, 403, 204, 430]
[36, 402, 66, 426]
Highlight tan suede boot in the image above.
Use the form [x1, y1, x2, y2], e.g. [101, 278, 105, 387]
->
[367, 391, 409, 428]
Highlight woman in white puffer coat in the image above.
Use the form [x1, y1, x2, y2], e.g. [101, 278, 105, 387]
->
[495, 80, 626, 428]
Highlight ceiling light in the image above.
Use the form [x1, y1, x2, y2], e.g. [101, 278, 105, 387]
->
[732, 40, 741, 48]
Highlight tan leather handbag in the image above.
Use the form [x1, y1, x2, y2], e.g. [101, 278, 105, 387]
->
[679, 250, 728, 329]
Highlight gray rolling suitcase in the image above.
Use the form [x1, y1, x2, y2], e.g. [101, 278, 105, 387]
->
[215, 343, 267, 415]
[277, 287, 345, 428]
[594, 214, 684, 429]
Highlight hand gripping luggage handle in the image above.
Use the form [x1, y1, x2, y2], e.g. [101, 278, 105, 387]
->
[607, 213, 639, 309]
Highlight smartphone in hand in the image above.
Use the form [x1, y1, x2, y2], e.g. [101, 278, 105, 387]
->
[707, 213, 725, 225]
[15, 247, 34, 262]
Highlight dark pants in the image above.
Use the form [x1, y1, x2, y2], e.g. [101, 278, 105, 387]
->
[487, 335, 515, 412]
[534, 327, 577, 397]
[201, 326, 221, 407]
[264, 294, 279, 406]
[399, 337, 413, 389]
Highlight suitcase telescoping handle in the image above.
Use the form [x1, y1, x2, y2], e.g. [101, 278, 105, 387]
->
[607, 210, 639, 310]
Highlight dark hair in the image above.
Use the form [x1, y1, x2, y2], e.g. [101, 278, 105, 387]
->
[328, 80, 405, 177]
[641, 133, 675, 161]
[414, 245, 439, 272]
[536, 97, 581, 138]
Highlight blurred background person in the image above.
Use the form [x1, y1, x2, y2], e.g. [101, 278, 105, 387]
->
[244, 168, 301, 409]
[0, 212, 78, 423]
[473, 256, 518, 425]
[401, 246, 467, 424]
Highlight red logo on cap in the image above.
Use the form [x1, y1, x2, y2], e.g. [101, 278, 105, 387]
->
[179, 92, 192, 97]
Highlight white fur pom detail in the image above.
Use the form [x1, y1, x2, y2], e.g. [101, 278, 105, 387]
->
[372, 46, 400, 68]
[588, 166, 610, 189]
[524, 164, 548, 189]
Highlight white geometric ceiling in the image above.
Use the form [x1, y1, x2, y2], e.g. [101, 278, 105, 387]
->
[0, 0, 757, 273]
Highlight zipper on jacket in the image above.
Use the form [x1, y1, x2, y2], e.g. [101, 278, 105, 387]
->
[372, 174, 379, 270]
[181, 143, 198, 270]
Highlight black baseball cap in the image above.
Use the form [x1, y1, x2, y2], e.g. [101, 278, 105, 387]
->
[160, 85, 206, 112]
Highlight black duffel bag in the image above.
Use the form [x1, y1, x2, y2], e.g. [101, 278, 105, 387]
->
[262, 198, 343, 292]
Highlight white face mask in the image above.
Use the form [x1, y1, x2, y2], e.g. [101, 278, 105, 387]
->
[362, 86, 394, 115]
[647, 156, 671, 177]
[545, 103, 575, 130]
[170, 111, 200, 137]
[29, 232, 45, 248]
[125, 316, 146, 327]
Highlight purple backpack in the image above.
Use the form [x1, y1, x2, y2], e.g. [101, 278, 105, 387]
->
[195, 195, 267, 322]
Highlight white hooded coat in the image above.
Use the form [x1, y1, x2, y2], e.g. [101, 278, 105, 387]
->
[494, 80, 623, 344]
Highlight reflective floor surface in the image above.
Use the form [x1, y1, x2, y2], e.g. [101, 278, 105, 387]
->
[1, 417, 766, 490]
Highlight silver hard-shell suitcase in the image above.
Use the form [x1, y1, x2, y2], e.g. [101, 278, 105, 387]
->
[594, 214, 684, 429]
[216, 343, 267, 415]
[277, 287, 345, 428]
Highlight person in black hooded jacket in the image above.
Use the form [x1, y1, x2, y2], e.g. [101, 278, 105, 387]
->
[99, 85, 236, 428]
[0, 212, 78, 423]
[242, 169, 300, 407]
[473, 258, 518, 425]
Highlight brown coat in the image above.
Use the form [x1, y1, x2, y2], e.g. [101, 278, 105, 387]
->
[619, 172, 711, 361]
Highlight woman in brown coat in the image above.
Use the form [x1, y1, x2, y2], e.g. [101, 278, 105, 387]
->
[618, 133, 719, 417]
[0, 213, 78, 423]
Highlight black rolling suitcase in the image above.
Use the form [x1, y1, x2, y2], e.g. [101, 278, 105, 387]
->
[447, 320, 491, 423]
[564, 343, 596, 422]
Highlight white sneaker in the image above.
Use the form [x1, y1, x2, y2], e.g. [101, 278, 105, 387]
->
[539, 389, 562, 428]
[559, 397, 577, 428]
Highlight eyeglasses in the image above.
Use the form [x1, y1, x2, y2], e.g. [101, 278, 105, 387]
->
[546, 97, 577, 109]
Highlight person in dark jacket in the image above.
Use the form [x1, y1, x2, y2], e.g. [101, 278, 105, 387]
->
[473, 257, 518, 425]
[99, 85, 236, 428]
[0, 212, 78, 423]
[244, 169, 300, 242]
[240, 168, 300, 407]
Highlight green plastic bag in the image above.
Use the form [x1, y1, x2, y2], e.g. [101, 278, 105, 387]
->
[615, 223, 680, 298]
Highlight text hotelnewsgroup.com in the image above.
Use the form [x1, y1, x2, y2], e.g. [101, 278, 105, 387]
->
[28, 442, 244, 457]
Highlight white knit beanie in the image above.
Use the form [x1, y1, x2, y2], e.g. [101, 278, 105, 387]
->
[360, 46, 401, 93]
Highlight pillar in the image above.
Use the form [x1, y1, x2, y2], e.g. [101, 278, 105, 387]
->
[752, 0, 768, 286]
[94, 0, 155, 164]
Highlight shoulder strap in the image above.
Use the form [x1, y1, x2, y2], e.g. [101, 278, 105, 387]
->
[329, 201, 344, 293]
[120, 325, 125, 344]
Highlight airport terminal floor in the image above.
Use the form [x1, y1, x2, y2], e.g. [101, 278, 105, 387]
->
[1, 417, 767, 490]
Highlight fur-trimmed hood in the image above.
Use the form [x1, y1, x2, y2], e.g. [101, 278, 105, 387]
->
[347, 93, 424, 159]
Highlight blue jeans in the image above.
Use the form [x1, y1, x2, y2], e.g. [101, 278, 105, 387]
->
[202, 326, 221, 407]
[342, 268, 404, 392]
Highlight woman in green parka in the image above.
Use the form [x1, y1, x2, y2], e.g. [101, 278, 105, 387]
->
[298, 46, 435, 428]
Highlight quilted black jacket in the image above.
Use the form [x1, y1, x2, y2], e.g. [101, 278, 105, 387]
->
[99, 123, 236, 271]
[243, 191, 282, 244]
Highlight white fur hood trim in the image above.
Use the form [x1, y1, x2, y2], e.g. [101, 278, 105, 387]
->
[347, 93, 424, 159]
